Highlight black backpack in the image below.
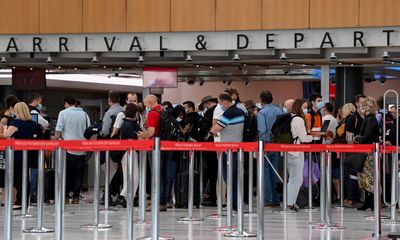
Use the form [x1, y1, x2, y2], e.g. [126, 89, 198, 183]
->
[243, 113, 258, 142]
[270, 113, 297, 144]
[152, 109, 184, 141]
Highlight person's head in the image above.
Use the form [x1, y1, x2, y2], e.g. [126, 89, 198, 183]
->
[75, 100, 81, 107]
[360, 96, 378, 116]
[390, 105, 398, 119]
[172, 105, 186, 122]
[323, 102, 334, 116]
[14, 102, 31, 121]
[28, 93, 42, 107]
[283, 99, 295, 113]
[260, 90, 273, 105]
[225, 87, 240, 103]
[291, 98, 308, 118]
[200, 96, 218, 110]
[183, 101, 195, 113]
[4, 95, 19, 112]
[341, 103, 356, 119]
[377, 97, 384, 110]
[143, 95, 158, 110]
[161, 101, 173, 110]
[63, 95, 76, 108]
[126, 92, 138, 105]
[354, 94, 367, 110]
[137, 102, 145, 115]
[218, 93, 233, 111]
[125, 103, 138, 119]
[308, 93, 323, 110]
[108, 91, 120, 106]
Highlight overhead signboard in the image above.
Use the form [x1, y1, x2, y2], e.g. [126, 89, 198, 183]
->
[0, 27, 399, 53]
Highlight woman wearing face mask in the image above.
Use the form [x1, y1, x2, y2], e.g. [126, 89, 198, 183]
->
[287, 98, 314, 211]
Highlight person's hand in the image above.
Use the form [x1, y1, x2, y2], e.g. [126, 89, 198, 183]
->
[137, 130, 148, 139]
[183, 124, 192, 134]
[384, 141, 392, 146]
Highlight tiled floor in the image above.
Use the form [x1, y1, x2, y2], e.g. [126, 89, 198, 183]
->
[1, 200, 400, 240]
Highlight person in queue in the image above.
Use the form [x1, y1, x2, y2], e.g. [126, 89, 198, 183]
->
[111, 92, 141, 138]
[306, 93, 324, 141]
[183, 101, 201, 141]
[210, 93, 246, 211]
[138, 94, 170, 211]
[55, 95, 91, 204]
[257, 90, 282, 207]
[355, 97, 380, 211]
[287, 99, 314, 212]
[283, 99, 295, 114]
[4, 102, 42, 210]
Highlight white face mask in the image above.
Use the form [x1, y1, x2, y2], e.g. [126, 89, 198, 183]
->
[146, 107, 151, 114]
[176, 117, 182, 122]
[283, 108, 288, 113]
[303, 108, 308, 115]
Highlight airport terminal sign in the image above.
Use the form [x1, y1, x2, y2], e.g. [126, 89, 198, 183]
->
[0, 27, 399, 53]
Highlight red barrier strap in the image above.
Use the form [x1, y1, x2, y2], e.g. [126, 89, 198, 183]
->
[325, 144, 375, 153]
[60, 140, 153, 151]
[380, 146, 400, 154]
[12, 140, 60, 151]
[161, 141, 258, 152]
[264, 143, 375, 153]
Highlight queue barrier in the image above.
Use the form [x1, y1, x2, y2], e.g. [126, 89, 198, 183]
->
[0, 139, 392, 240]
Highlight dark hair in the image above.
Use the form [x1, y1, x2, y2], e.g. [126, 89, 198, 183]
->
[292, 98, 307, 118]
[64, 95, 76, 105]
[126, 92, 137, 100]
[354, 94, 366, 104]
[125, 103, 138, 118]
[324, 102, 334, 114]
[224, 87, 240, 103]
[75, 100, 81, 106]
[162, 101, 173, 109]
[28, 93, 42, 104]
[4, 95, 19, 110]
[308, 93, 322, 103]
[377, 96, 384, 109]
[183, 101, 195, 111]
[108, 91, 120, 104]
[219, 93, 232, 102]
[172, 105, 186, 118]
[260, 90, 273, 104]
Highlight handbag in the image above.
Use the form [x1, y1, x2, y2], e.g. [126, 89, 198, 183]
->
[343, 152, 368, 172]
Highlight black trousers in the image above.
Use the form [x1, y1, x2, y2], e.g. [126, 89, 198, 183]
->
[203, 151, 218, 202]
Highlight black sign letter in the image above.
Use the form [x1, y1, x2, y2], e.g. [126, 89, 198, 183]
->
[159, 36, 167, 51]
[237, 34, 249, 49]
[6, 38, 19, 52]
[129, 37, 142, 51]
[266, 34, 275, 49]
[33, 37, 43, 52]
[294, 33, 304, 48]
[383, 30, 395, 46]
[353, 31, 365, 47]
[104, 37, 116, 51]
[59, 37, 69, 52]
[320, 32, 334, 48]
[85, 37, 89, 52]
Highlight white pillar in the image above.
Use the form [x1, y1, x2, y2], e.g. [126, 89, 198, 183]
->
[321, 65, 330, 103]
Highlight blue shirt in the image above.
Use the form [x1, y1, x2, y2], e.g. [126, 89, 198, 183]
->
[217, 105, 245, 142]
[257, 104, 283, 142]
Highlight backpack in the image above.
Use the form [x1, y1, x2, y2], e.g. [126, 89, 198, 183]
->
[243, 113, 258, 142]
[377, 110, 394, 134]
[152, 109, 184, 141]
[270, 113, 297, 144]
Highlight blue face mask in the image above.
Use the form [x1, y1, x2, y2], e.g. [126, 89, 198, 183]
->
[12, 112, 17, 118]
[303, 108, 309, 115]
[220, 105, 226, 111]
[37, 104, 43, 111]
[283, 108, 288, 113]
[317, 102, 324, 110]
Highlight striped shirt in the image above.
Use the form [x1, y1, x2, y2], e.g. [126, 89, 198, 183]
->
[217, 104, 245, 142]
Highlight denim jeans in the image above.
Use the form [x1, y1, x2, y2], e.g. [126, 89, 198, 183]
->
[160, 151, 173, 205]
[222, 152, 238, 210]
[264, 152, 281, 204]
[66, 153, 85, 198]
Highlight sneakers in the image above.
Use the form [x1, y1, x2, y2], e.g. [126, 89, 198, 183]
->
[114, 196, 127, 208]
[72, 197, 79, 204]
[30, 192, 37, 205]
[288, 204, 300, 212]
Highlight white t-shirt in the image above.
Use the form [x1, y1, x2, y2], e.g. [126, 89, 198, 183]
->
[322, 114, 338, 144]
[212, 104, 224, 142]
[113, 111, 143, 130]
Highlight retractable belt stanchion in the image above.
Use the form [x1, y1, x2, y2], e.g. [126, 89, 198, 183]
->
[225, 149, 256, 238]
[127, 149, 135, 240]
[59, 150, 75, 215]
[101, 150, 117, 213]
[313, 151, 327, 229]
[373, 143, 383, 239]
[55, 148, 64, 240]
[24, 150, 54, 233]
[274, 152, 290, 214]
[177, 150, 204, 222]
[208, 151, 226, 219]
[139, 137, 173, 240]
[257, 141, 264, 240]
[214, 150, 237, 232]
[339, 154, 344, 209]
[15, 150, 34, 219]
[247, 151, 256, 214]
[199, 152, 204, 205]
[81, 151, 112, 230]
[305, 152, 318, 213]
[4, 146, 14, 240]
[136, 150, 148, 225]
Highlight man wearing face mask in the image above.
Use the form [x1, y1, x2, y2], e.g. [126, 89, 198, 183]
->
[305, 93, 324, 142]
[182, 101, 201, 141]
[27, 93, 49, 130]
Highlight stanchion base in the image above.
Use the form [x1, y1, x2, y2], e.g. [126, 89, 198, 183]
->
[15, 214, 35, 219]
[383, 219, 400, 225]
[137, 235, 175, 240]
[206, 213, 226, 219]
[177, 216, 204, 222]
[224, 230, 257, 238]
[272, 209, 298, 215]
[49, 211, 76, 216]
[311, 223, 328, 229]
[334, 206, 345, 210]
[243, 211, 257, 215]
[134, 220, 151, 225]
[304, 207, 319, 213]
[23, 227, 54, 233]
[80, 223, 113, 230]
[213, 226, 238, 232]
[99, 208, 119, 213]
[364, 215, 390, 221]
[313, 224, 345, 230]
